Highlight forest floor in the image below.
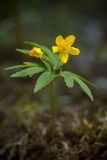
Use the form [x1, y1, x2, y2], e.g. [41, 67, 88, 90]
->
[0, 72, 107, 160]
[0, 92, 107, 160]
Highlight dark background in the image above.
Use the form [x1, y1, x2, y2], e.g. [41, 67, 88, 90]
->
[0, 0, 107, 107]
[1, 2, 107, 159]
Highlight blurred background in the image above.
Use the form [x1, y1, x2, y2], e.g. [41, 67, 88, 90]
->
[0, 0, 107, 120]
[1, 1, 107, 159]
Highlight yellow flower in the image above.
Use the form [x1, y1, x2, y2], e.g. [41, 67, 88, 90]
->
[29, 47, 43, 59]
[52, 35, 80, 63]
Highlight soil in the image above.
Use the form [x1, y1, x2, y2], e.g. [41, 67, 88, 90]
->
[0, 98, 107, 160]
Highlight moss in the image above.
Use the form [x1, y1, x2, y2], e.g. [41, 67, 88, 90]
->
[0, 101, 107, 160]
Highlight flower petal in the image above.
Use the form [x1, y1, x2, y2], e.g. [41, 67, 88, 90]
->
[56, 35, 64, 46]
[29, 47, 43, 58]
[69, 47, 80, 55]
[65, 35, 75, 46]
[52, 46, 59, 53]
[59, 52, 69, 63]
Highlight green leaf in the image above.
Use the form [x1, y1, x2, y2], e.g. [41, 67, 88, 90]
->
[61, 71, 74, 88]
[41, 59, 51, 71]
[74, 77, 93, 101]
[11, 66, 45, 78]
[16, 49, 30, 54]
[24, 41, 40, 48]
[77, 75, 97, 89]
[71, 72, 97, 89]
[41, 45, 58, 66]
[57, 60, 63, 68]
[5, 64, 27, 70]
[23, 62, 37, 66]
[23, 62, 45, 68]
[5, 62, 44, 71]
[34, 71, 55, 92]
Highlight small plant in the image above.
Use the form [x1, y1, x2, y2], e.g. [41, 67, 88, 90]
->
[5, 35, 95, 137]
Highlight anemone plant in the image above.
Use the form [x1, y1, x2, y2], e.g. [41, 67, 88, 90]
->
[5, 35, 96, 137]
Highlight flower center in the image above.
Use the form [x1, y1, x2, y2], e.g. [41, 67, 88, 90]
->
[59, 46, 67, 53]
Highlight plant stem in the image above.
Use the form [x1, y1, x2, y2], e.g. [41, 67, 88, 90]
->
[50, 81, 56, 137]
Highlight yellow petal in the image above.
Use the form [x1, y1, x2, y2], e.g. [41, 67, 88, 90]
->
[65, 35, 75, 46]
[52, 46, 59, 53]
[69, 47, 80, 55]
[29, 47, 43, 58]
[56, 35, 64, 46]
[59, 52, 69, 63]
[35, 51, 43, 58]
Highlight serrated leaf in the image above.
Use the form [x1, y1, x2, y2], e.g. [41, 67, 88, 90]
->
[74, 77, 93, 101]
[71, 72, 97, 89]
[34, 71, 55, 92]
[16, 49, 29, 54]
[11, 66, 45, 78]
[77, 75, 97, 89]
[61, 71, 74, 88]
[5, 64, 27, 70]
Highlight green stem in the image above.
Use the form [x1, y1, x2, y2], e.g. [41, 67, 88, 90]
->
[50, 81, 56, 137]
